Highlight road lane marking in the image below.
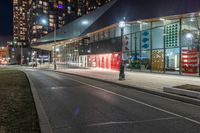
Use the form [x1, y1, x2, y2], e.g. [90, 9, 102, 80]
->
[55, 71, 200, 108]
[67, 77, 200, 126]
[87, 117, 177, 127]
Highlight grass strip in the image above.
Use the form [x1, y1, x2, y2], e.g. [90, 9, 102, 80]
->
[0, 68, 40, 133]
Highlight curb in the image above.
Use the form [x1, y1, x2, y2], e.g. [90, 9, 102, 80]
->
[164, 87, 200, 99]
[52, 70, 200, 106]
[24, 71, 54, 133]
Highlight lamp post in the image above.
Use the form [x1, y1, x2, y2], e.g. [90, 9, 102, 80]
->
[53, 23, 57, 70]
[119, 20, 126, 80]
[19, 42, 23, 65]
[41, 18, 56, 70]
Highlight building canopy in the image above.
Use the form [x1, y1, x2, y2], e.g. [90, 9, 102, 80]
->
[36, 0, 117, 44]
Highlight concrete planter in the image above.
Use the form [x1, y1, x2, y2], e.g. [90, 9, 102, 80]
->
[164, 87, 200, 99]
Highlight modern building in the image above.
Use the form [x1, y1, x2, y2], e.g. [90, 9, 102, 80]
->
[29, 0, 73, 43]
[13, 0, 32, 64]
[13, 0, 30, 46]
[85, 0, 112, 14]
[0, 36, 13, 65]
[33, 0, 200, 76]
[28, 0, 112, 44]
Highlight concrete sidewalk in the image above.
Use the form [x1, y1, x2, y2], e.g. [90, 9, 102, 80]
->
[44, 66, 200, 93]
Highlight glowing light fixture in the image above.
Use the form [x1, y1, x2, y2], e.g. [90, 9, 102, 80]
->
[55, 48, 60, 52]
[119, 21, 125, 28]
[159, 18, 165, 21]
[82, 20, 89, 25]
[186, 33, 193, 39]
[41, 18, 47, 25]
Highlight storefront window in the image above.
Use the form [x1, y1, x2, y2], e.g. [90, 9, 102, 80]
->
[90, 35, 94, 43]
[104, 30, 109, 39]
[141, 50, 151, 71]
[165, 48, 180, 74]
[79, 55, 87, 68]
[115, 27, 121, 37]
[142, 22, 151, 30]
[181, 17, 199, 46]
[110, 28, 115, 38]
[65, 43, 79, 68]
[124, 25, 131, 35]
[165, 22, 180, 48]
[152, 27, 164, 49]
[99, 32, 104, 41]
[141, 30, 151, 50]
[152, 49, 164, 73]
[132, 23, 140, 33]
[131, 32, 141, 51]
[130, 32, 141, 71]
[129, 50, 141, 70]
[54, 45, 67, 69]
[60, 45, 66, 63]
[198, 16, 200, 27]
[181, 47, 199, 76]
[88, 55, 96, 67]
[94, 33, 98, 42]
[152, 21, 164, 28]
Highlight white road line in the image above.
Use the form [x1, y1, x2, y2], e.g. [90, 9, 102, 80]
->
[68, 77, 200, 126]
[87, 117, 177, 127]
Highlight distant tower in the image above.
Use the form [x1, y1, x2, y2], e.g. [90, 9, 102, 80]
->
[28, 0, 84, 44]
[27, 0, 113, 45]
[85, 0, 112, 14]
[13, 0, 30, 46]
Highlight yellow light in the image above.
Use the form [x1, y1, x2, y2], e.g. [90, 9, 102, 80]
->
[159, 18, 165, 21]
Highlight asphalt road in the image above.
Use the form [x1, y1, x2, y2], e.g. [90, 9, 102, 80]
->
[23, 68, 200, 133]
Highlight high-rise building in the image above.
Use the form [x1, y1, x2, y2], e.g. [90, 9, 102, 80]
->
[12, 0, 113, 64]
[13, 0, 30, 46]
[29, 0, 82, 44]
[29, 0, 113, 44]
[85, 0, 112, 14]
[13, 0, 113, 45]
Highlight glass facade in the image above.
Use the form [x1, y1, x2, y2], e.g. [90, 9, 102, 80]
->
[53, 14, 200, 76]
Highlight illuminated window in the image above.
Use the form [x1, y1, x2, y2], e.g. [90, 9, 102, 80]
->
[43, 2, 48, 6]
[49, 15, 54, 18]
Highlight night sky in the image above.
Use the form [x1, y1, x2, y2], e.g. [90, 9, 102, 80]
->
[0, 0, 12, 36]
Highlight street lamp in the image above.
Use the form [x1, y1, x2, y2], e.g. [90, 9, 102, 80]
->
[40, 18, 56, 70]
[119, 20, 126, 80]
[32, 51, 36, 68]
[53, 23, 57, 70]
